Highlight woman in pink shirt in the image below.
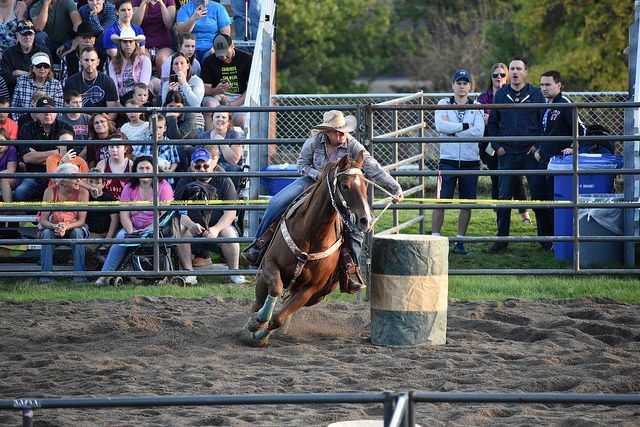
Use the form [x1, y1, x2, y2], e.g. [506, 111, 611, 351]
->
[96, 155, 174, 285]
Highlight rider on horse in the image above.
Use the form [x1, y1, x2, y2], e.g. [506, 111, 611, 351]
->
[242, 110, 404, 293]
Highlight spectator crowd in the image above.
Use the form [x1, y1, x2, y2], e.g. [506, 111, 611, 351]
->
[0, 0, 260, 284]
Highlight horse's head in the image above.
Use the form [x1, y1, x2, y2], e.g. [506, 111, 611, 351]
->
[331, 151, 374, 233]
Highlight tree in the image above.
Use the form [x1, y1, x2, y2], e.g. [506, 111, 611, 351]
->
[512, 0, 633, 91]
[275, 0, 400, 94]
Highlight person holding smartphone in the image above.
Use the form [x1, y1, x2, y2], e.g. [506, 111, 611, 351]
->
[175, 0, 230, 63]
[161, 51, 204, 110]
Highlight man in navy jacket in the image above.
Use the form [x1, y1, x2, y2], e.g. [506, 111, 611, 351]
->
[486, 57, 546, 252]
[533, 70, 585, 246]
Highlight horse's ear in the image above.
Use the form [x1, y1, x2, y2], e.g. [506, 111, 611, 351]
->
[355, 150, 365, 168]
[337, 154, 350, 169]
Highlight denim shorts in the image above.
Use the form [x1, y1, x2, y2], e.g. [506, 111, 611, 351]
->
[438, 162, 479, 200]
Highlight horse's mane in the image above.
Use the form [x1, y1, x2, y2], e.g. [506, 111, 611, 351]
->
[299, 161, 336, 212]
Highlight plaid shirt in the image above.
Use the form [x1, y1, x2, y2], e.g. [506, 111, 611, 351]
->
[11, 76, 64, 121]
[133, 137, 180, 184]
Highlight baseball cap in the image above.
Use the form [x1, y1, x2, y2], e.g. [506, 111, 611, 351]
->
[31, 52, 51, 66]
[213, 34, 232, 57]
[191, 148, 213, 163]
[36, 97, 55, 108]
[453, 70, 471, 83]
[16, 20, 34, 35]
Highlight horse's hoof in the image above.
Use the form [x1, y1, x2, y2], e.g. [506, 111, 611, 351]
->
[239, 324, 271, 347]
[246, 312, 268, 333]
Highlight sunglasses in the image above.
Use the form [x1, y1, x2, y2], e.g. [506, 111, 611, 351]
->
[492, 72, 507, 78]
[34, 63, 51, 69]
[193, 163, 212, 170]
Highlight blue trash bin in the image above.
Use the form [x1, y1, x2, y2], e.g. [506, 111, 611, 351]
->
[260, 164, 298, 196]
[547, 154, 623, 260]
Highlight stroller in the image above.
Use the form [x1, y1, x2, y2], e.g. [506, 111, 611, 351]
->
[107, 211, 186, 286]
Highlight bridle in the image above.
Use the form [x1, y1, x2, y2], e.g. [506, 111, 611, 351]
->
[327, 164, 365, 233]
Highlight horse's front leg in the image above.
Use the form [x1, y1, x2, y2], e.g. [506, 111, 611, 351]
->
[240, 264, 284, 346]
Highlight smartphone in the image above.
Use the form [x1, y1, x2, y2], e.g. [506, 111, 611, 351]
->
[170, 74, 179, 84]
[221, 77, 230, 85]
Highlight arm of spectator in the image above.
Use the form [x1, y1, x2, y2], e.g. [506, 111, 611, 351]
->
[159, 0, 176, 29]
[15, 0, 27, 20]
[455, 110, 485, 137]
[435, 110, 462, 135]
[180, 213, 205, 236]
[105, 212, 120, 247]
[24, 148, 59, 165]
[228, 91, 245, 107]
[176, 5, 205, 34]
[180, 78, 204, 106]
[203, 81, 231, 97]
[219, 24, 230, 36]
[107, 101, 119, 121]
[139, 57, 152, 85]
[119, 210, 135, 234]
[30, 0, 51, 32]
[218, 144, 242, 165]
[205, 209, 236, 238]
[39, 187, 55, 230]
[0, 160, 17, 174]
[131, 0, 148, 25]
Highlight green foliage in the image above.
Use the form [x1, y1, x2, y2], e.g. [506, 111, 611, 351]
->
[513, 0, 633, 91]
[275, 0, 401, 93]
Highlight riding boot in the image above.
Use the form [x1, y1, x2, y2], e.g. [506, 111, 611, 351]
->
[339, 247, 366, 294]
[241, 222, 279, 266]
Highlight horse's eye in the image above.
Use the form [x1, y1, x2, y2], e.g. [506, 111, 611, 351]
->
[341, 182, 349, 190]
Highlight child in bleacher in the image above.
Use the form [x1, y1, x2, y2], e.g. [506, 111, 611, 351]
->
[133, 113, 179, 185]
[132, 83, 154, 115]
[57, 90, 92, 152]
[96, 134, 133, 200]
[0, 128, 18, 203]
[0, 96, 18, 140]
[85, 168, 120, 269]
[119, 98, 151, 141]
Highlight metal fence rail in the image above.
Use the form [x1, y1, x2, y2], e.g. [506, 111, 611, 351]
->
[3, 391, 639, 427]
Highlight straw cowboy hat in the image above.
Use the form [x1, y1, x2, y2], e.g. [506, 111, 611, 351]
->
[111, 26, 145, 43]
[312, 110, 357, 133]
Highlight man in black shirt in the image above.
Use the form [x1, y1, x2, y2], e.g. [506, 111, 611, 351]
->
[201, 34, 251, 129]
[15, 96, 74, 202]
[63, 47, 119, 120]
[59, 22, 107, 84]
[174, 147, 245, 285]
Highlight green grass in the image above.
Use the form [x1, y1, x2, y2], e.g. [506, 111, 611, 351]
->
[1, 176, 637, 303]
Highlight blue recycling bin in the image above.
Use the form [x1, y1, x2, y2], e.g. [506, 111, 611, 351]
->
[548, 154, 623, 260]
[260, 164, 298, 196]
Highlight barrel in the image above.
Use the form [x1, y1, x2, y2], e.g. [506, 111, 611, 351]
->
[370, 235, 448, 346]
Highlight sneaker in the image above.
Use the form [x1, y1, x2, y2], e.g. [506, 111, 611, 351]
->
[486, 242, 508, 253]
[192, 256, 212, 267]
[453, 242, 469, 255]
[95, 277, 106, 286]
[230, 275, 246, 284]
[184, 275, 197, 285]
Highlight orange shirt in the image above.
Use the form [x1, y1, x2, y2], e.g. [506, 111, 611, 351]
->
[0, 118, 18, 140]
[45, 154, 90, 186]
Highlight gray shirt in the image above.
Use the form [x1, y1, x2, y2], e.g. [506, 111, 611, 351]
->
[297, 132, 400, 192]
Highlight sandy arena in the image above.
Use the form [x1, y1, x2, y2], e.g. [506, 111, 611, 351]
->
[1, 296, 640, 426]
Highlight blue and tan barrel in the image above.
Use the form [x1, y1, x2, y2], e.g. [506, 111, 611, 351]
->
[370, 234, 448, 346]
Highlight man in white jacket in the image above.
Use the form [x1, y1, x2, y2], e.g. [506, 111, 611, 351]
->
[432, 69, 485, 254]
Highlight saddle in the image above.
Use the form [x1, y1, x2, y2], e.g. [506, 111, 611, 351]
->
[241, 196, 363, 294]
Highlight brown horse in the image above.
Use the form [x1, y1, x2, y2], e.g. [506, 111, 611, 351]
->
[240, 151, 373, 346]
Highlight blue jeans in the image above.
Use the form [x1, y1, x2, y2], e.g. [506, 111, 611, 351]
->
[14, 178, 48, 202]
[101, 228, 130, 273]
[40, 226, 88, 282]
[251, 175, 364, 264]
[254, 176, 314, 241]
[231, 0, 262, 43]
[497, 153, 552, 237]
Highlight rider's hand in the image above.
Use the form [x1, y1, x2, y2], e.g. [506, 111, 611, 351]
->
[393, 187, 404, 203]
